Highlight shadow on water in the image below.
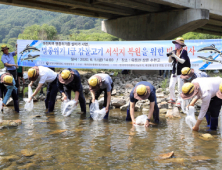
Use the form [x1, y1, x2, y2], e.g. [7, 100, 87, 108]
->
[0, 94, 222, 169]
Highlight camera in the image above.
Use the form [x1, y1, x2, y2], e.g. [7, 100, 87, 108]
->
[167, 51, 173, 57]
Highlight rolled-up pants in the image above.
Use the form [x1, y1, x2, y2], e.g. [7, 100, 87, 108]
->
[169, 74, 183, 103]
[45, 77, 58, 112]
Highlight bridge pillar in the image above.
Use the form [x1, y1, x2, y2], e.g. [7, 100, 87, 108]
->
[102, 9, 209, 40]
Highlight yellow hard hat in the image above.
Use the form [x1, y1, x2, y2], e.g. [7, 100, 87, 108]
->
[1, 44, 7, 48]
[88, 77, 98, 87]
[219, 83, 222, 93]
[61, 70, 71, 80]
[136, 85, 147, 96]
[28, 68, 36, 78]
[182, 83, 194, 94]
[176, 37, 184, 43]
[3, 75, 13, 84]
[181, 67, 191, 75]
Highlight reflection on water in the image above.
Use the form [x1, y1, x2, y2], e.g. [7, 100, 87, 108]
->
[0, 98, 222, 169]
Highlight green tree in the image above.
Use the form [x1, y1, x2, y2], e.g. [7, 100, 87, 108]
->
[182, 32, 222, 39]
[18, 24, 57, 40]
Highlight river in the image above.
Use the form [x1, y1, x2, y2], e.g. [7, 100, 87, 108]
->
[0, 97, 222, 169]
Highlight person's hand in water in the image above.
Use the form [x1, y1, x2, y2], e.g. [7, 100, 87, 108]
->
[192, 126, 199, 131]
[144, 120, 150, 127]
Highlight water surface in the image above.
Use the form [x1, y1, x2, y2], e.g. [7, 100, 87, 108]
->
[0, 99, 222, 169]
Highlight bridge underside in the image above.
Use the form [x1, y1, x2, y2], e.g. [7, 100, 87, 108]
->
[0, 0, 222, 39]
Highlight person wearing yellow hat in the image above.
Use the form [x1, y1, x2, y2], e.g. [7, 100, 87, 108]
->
[181, 77, 222, 131]
[126, 81, 159, 127]
[0, 73, 19, 112]
[27, 66, 58, 113]
[57, 68, 86, 114]
[180, 67, 208, 83]
[168, 37, 191, 107]
[88, 74, 113, 119]
[1, 44, 19, 88]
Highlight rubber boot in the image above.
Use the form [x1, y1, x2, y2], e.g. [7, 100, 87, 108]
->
[14, 100, 19, 113]
[126, 108, 132, 121]
[210, 117, 218, 131]
[205, 114, 211, 127]
[103, 107, 109, 119]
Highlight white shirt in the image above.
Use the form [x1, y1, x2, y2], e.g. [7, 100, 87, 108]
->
[38, 66, 57, 84]
[192, 77, 222, 120]
[194, 70, 208, 78]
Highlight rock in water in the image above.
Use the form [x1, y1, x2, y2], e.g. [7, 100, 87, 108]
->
[21, 149, 35, 157]
[165, 110, 173, 118]
[165, 107, 181, 118]
[50, 129, 67, 135]
[0, 119, 22, 128]
[199, 133, 214, 141]
[159, 109, 167, 114]
[172, 107, 181, 118]
[111, 98, 126, 108]
[158, 151, 174, 159]
[191, 156, 211, 162]
[120, 102, 129, 111]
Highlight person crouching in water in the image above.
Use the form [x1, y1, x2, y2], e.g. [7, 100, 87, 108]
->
[88, 74, 113, 119]
[168, 37, 190, 107]
[180, 67, 208, 83]
[126, 81, 159, 127]
[57, 69, 86, 114]
[27, 66, 58, 113]
[0, 73, 19, 112]
[181, 77, 222, 131]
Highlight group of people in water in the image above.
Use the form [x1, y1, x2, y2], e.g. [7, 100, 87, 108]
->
[1, 37, 222, 132]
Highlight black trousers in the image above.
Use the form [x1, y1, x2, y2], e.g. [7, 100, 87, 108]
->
[64, 86, 86, 113]
[0, 83, 19, 112]
[206, 96, 222, 118]
[8, 70, 18, 88]
[89, 83, 114, 108]
[45, 77, 58, 112]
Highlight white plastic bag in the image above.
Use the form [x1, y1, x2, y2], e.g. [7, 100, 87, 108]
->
[0, 100, 2, 111]
[185, 106, 197, 129]
[135, 115, 148, 125]
[90, 100, 106, 120]
[62, 100, 77, 117]
[61, 100, 68, 113]
[181, 99, 187, 114]
[23, 86, 33, 112]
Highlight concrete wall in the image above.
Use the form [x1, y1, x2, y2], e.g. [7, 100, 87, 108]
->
[102, 9, 209, 40]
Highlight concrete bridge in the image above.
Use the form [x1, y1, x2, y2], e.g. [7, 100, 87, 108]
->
[0, 0, 221, 40]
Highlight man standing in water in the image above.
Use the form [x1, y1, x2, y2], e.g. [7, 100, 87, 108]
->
[0, 73, 19, 113]
[57, 69, 86, 114]
[88, 74, 113, 119]
[126, 81, 159, 127]
[181, 77, 222, 131]
[27, 66, 58, 113]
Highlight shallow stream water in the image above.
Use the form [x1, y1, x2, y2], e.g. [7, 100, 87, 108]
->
[1, 96, 222, 169]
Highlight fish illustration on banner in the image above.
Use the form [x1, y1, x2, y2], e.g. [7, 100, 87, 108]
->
[17, 39, 222, 70]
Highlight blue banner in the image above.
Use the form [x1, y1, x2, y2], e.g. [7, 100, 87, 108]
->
[17, 39, 222, 70]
